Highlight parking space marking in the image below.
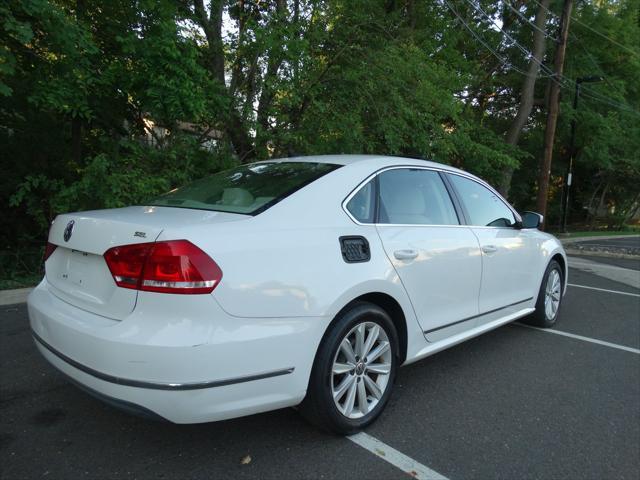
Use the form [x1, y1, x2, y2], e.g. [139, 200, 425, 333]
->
[568, 260, 637, 271]
[516, 324, 640, 354]
[348, 432, 448, 480]
[568, 283, 640, 298]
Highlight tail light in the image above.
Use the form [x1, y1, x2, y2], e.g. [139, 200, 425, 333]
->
[44, 242, 57, 263]
[104, 240, 222, 294]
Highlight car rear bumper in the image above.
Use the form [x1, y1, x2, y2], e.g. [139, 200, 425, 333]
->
[27, 279, 330, 423]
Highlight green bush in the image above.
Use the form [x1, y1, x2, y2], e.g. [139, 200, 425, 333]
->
[3, 135, 235, 288]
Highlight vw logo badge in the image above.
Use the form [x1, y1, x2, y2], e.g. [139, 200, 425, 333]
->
[63, 220, 75, 242]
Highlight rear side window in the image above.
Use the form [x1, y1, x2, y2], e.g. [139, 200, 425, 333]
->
[378, 169, 459, 225]
[448, 174, 516, 227]
[346, 180, 376, 223]
[150, 162, 340, 215]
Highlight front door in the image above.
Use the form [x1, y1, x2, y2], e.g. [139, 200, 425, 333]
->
[446, 173, 538, 315]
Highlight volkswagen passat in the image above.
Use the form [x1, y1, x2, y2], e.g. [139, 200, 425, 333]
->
[28, 155, 566, 434]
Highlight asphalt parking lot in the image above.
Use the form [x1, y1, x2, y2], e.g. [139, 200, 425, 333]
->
[1, 255, 638, 480]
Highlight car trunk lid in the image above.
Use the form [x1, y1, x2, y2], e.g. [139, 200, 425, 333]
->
[46, 206, 247, 320]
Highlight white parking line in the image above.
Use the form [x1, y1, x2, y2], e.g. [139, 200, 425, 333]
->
[348, 432, 448, 480]
[568, 260, 638, 271]
[516, 324, 640, 354]
[568, 283, 640, 298]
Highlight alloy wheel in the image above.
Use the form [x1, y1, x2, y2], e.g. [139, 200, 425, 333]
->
[544, 269, 562, 320]
[331, 321, 393, 419]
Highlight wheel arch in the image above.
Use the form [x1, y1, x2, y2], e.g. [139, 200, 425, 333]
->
[531, 251, 568, 306]
[327, 292, 409, 364]
[551, 252, 567, 286]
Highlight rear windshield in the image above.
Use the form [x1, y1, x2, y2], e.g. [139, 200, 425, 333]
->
[149, 162, 341, 215]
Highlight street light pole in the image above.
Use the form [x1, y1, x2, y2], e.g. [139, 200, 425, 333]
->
[561, 75, 603, 232]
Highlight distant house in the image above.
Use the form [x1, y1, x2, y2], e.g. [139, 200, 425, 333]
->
[142, 117, 223, 151]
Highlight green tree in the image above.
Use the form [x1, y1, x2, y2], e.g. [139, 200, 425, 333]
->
[2, 0, 639, 287]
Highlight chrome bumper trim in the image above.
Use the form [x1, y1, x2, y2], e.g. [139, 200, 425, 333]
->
[31, 329, 294, 391]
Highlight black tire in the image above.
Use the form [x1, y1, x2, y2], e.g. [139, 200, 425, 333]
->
[299, 301, 399, 435]
[522, 260, 564, 328]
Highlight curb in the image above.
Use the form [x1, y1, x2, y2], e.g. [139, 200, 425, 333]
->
[558, 234, 640, 243]
[564, 249, 640, 260]
[0, 287, 33, 306]
[560, 234, 639, 259]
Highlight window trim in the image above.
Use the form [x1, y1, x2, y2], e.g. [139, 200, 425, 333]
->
[439, 171, 468, 225]
[342, 165, 522, 229]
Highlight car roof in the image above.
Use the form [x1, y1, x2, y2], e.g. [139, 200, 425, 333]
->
[255, 154, 473, 177]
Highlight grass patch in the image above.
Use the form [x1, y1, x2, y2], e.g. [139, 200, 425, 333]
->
[0, 246, 44, 291]
[0, 274, 42, 290]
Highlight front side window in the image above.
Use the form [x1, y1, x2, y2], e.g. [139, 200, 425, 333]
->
[377, 169, 459, 225]
[150, 162, 340, 215]
[448, 174, 516, 227]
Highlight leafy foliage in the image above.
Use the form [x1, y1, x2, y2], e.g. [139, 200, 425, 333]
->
[1, 0, 639, 285]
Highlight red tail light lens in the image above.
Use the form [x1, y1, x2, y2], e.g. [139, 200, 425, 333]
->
[104, 243, 152, 289]
[104, 240, 222, 294]
[139, 240, 222, 294]
[44, 242, 57, 263]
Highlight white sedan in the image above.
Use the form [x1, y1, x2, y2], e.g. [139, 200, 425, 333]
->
[28, 155, 567, 434]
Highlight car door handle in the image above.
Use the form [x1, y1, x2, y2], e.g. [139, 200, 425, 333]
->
[481, 245, 498, 254]
[394, 249, 418, 260]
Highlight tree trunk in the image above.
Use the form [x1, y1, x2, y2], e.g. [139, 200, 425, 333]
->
[586, 179, 602, 218]
[229, 0, 247, 96]
[193, 0, 254, 161]
[193, 0, 225, 85]
[498, 0, 551, 198]
[256, 0, 286, 135]
[623, 192, 640, 225]
[536, 0, 573, 228]
[590, 180, 609, 229]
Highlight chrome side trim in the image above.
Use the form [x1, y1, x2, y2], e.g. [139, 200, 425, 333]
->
[423, 297, 534, 334]
[31, 329, 294, 391]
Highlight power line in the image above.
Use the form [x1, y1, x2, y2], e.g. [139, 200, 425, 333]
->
[442, 0, 640, 116]
[566, 38, 640, 115]
[466, 0, 571, 83]
[503, 1, 556, 42]
[500, 0, 631, 113]
[529, 0, 640, 58]
[567, 32, 640, 114]
[442, 0, 532, 77]
[577, 89, 640, 116]
[465, 0, 640, 116]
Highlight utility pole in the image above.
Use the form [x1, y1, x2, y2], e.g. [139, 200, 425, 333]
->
[536, 0, 573, 228]
[560, 75, 603, 232]
[498, 0, 551, 199]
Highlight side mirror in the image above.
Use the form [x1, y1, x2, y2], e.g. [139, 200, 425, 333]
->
[520, 211, 543, 229]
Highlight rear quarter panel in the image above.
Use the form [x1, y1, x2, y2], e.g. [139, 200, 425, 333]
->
[157, 162, 408, 318]
[157, 161, 427, 359]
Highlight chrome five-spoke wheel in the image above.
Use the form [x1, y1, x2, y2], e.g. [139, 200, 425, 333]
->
[331, 322, 392, 419]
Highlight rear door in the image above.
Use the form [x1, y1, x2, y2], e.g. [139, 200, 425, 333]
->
[370, 168, 483, 341]
[446, 173, 539, 316]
